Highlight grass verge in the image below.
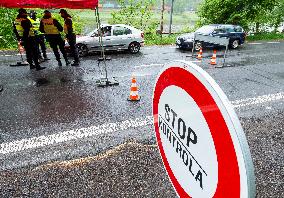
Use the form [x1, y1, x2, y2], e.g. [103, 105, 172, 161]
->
[247, 32, 284, 41]
[145, 34, 177, 45]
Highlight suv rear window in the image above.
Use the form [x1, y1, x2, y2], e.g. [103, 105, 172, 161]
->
[234, 26, 243, 32]
[214, 27, 226, 33]
[225, 26, 235, 33]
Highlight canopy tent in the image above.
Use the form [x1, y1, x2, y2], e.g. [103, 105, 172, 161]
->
[0, 0, 98, 9]
[1, 0, 118, 87]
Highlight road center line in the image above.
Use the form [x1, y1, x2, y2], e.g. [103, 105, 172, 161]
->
[248, 43, 263, 45]
[231, 92, 284, 108]
[0, 116, 153, 155]
[0, 92, 283, 155]
[135, 63, 164, 68]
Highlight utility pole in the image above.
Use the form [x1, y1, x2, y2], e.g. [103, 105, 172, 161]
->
[169, 0, 174, 35]
[160, 0, 165, 35]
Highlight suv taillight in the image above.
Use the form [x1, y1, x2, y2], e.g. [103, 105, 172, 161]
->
[141, 32, 144, 39]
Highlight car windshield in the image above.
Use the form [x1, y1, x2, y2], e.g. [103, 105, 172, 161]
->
[87, 29, 98, 37]
[195, 25, 216, 34]
[86, 26, 111, 37]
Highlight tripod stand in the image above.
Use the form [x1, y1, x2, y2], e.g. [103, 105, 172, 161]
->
[94, 7, 119, 87]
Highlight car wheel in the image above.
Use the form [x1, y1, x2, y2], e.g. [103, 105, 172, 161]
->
[77, 44, 88, 57]
[128, 42, 140, 54]
[230, 40, 239, 49]
[194, 42, 202, 51]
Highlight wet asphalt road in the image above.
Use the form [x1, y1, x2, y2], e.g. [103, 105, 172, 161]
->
[0, 42, 284, 197]
[0, 42, 283, 141]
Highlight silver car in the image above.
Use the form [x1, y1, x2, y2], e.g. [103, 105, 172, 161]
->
[73, 24, 145, 56]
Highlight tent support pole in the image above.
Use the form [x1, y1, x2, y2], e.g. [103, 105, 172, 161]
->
[94, 6, 119, 87]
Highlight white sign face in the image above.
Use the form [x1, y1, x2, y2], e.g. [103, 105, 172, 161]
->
[153, 61, 255, 198]
[194, 33, 230, 46]
[158, 85, 218, 197]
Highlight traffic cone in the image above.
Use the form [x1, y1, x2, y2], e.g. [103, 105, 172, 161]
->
[128, 76, 140, 101]
[197, 47, 203, 60]
[18, 42, 25, 54]
[10, 42, 29, 67]
[210, 50, 217, 65]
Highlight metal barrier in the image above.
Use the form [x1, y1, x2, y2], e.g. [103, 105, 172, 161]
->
[191, 33, 229, 67]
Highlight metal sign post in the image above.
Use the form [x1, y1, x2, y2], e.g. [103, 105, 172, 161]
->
[153, 60, 255, 197]
[169, 0, 174, 35]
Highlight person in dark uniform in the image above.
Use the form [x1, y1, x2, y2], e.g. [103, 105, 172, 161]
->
[28, 10, 49, 62]
[13, 8, 45, 71]
[39, 10, 70, 66]
[59, 9, 79, 66]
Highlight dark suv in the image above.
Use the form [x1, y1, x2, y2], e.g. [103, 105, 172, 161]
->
[176, 24, 246, 50]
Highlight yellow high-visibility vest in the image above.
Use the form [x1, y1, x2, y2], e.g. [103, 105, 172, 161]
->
[14, 18, 24, 37]
[14, 18, 35, 37]
[28, 17, 42, 35]
[64, 17, 75, 34]
[41, 18, 60, 35]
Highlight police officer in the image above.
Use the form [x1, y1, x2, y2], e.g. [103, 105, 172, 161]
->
[39, 10, 70, 66]
[59, 9, 79, 66]
[28, 10, 49, 62]
[13, 8, 45, 71]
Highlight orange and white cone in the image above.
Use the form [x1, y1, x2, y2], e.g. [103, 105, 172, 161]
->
[128, 76, 140, 101]
[210, 50, 217, 65]
[18, 42, 25, 54]
[197, 47, 203, 60]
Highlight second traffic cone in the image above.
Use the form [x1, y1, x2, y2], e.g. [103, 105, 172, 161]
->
[210, 50, 217, 65]
[128, 76, 140, 101]
[197, 47, 203, 60]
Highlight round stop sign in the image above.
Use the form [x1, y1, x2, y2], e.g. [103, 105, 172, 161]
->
[153, 61, 255, 198]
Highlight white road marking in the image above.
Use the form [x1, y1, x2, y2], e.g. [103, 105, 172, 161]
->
[190, 60, 202, 63]
[267, 42, 280, 44]
[0, 116, 153, 155]
[0, 52, 53, 57]
[119, 73, 153, 78]
[231, 92, 284, 108]
[0, 92, 283, 155]
[0, 54, 18, 57]
[134, 63, 164, 68]
[248, 43, 263, 45]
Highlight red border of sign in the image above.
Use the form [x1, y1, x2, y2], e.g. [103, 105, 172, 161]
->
[153, 67, 240, 197]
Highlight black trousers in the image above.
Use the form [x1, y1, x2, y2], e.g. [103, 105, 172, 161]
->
[35, 34, 47, 58]
[23, 36, 40, 68]
[67, 33, 79, 63]
[46, 35, 68, 62]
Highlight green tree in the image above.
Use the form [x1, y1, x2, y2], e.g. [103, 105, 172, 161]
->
[197, 0, 280, 31]
[0, 8, 18, 49]
[266, 0, 284, 32]
[110, 0, 158, 33]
